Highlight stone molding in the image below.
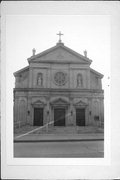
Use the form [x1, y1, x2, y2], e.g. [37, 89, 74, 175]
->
[13, 88, 104, 93]
[50, 98, 70, 106]
[73, 100, 88, 107]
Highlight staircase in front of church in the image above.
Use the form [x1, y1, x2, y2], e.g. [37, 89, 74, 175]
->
[47, 126, 78, 134]
[30, 126, 78, 134]
[14, 125, 104, 135]
[32, 126, 104, 134]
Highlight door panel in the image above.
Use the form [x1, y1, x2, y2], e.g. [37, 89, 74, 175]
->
[76, 108, 85, 126]
[54, 108, 65, 126]
[34, 108, 43, 126]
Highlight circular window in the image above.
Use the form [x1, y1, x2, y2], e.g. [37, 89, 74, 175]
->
[54, 72, 67, 86]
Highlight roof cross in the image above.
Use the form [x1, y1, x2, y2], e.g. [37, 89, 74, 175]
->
[57, 31, 64, 43]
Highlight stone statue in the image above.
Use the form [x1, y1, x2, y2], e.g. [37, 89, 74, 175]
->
[37, 73, 43, 86]
[77, 74, 83, 87]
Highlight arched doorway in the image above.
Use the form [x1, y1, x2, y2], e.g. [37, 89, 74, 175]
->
[32, 100, 46, 126]
[34, 107, 43, 126]
[76, 108, 85, 126]
[54, 108, 65, 126]
[74, 100, 88, 126]
[50, 98, 70, 127]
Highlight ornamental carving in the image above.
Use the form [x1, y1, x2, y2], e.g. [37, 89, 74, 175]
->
[54, 72, 67, 86]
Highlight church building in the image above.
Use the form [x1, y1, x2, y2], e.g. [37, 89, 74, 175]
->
[13, 32, 104, 129]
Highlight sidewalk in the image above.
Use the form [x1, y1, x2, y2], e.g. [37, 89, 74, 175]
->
[14, 133, 104, 143]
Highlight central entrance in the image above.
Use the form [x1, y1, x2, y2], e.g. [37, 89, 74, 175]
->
[54, 108, 65, 126]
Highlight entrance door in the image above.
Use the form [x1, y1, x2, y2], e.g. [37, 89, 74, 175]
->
[54, 108, 65, 126]
[76, 108, 85, 126]
[34, 108, 43, 126]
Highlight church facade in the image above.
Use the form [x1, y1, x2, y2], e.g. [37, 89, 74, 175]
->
[13, 38, 104, 129]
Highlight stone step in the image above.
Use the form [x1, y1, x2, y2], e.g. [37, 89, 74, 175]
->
[31, 126, 77, 134]
[32, 126, 104, 134]
[14, 125, 104, 135]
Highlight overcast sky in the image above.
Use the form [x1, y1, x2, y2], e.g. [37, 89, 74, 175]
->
[6, 15, 110, 90]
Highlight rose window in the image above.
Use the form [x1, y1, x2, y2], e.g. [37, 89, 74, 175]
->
[54, 72, 67, 86]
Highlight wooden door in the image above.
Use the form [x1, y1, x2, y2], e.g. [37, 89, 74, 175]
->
[34, 108, 43, 126]
[76, 108, 85, 126]
[54, 108, 65, 126]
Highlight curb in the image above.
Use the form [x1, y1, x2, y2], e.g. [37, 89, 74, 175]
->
[14, 138, 104, 143]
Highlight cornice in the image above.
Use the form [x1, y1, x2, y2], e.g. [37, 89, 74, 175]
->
[13, 88, 104, 94]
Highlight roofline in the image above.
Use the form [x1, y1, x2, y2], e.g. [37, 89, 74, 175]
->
[29, 60, 90, 64]
[13, 66, 29, 76]
[27, 45, 57, 61]
[90, 68, 104, 78]
[63, 44, 92, 63]
[27, 43, 92, 64]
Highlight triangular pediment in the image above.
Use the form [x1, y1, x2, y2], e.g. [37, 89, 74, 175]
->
[14, 66, 29, 76]
[50, 98, 69, 105]
[90, 68, 104, 78]
[74, 100, 88, 106]
[33, 100, 45, 105]
[28, 43, 92, 64]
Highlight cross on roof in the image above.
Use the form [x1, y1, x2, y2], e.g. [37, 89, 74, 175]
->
[57, 31, 64, 43]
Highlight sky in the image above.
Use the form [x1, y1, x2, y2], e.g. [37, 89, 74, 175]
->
[6, 15, 110, 90]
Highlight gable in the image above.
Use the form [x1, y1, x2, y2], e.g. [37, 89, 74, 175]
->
[28, 44, 92, 64]
[13, 66, 29, 88]
[90, 68, 103, 78]
[14, 66, 29, 77]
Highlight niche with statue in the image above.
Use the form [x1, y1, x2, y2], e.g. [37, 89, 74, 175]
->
[77, 73, 83, 88]
[37, 73, 43, 87]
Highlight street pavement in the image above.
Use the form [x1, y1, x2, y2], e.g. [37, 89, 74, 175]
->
[14, 133, 104, 142]
[14, 140, 104, 158]
[14, 126, 104, 158]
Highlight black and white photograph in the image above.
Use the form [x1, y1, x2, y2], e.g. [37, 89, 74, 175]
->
[11, 15, 108, 158]
[1, 1, 120, 179]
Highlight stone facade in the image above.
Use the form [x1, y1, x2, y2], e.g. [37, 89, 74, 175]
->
[13, 41, 104, 129]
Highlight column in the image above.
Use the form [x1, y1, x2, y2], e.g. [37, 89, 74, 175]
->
[87, 69, 90, 89]
[91, 98, 94, 126]
[88, 98, 92, 125]
[46, 97, 51, 130]
[67, 98, 74, 126]
[71, 104, 75, 126]
[14, 97, 19, 128]
[67, 105, 70, 126]
[85, 105, 89, 126]
[29, 67, 33, 88]
[73, 106, 76, 126]
[100, 98, 104, 127]
[27, 97, 32, 125]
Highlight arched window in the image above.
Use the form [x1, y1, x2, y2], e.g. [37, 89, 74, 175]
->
[77, 73, 83, 87]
